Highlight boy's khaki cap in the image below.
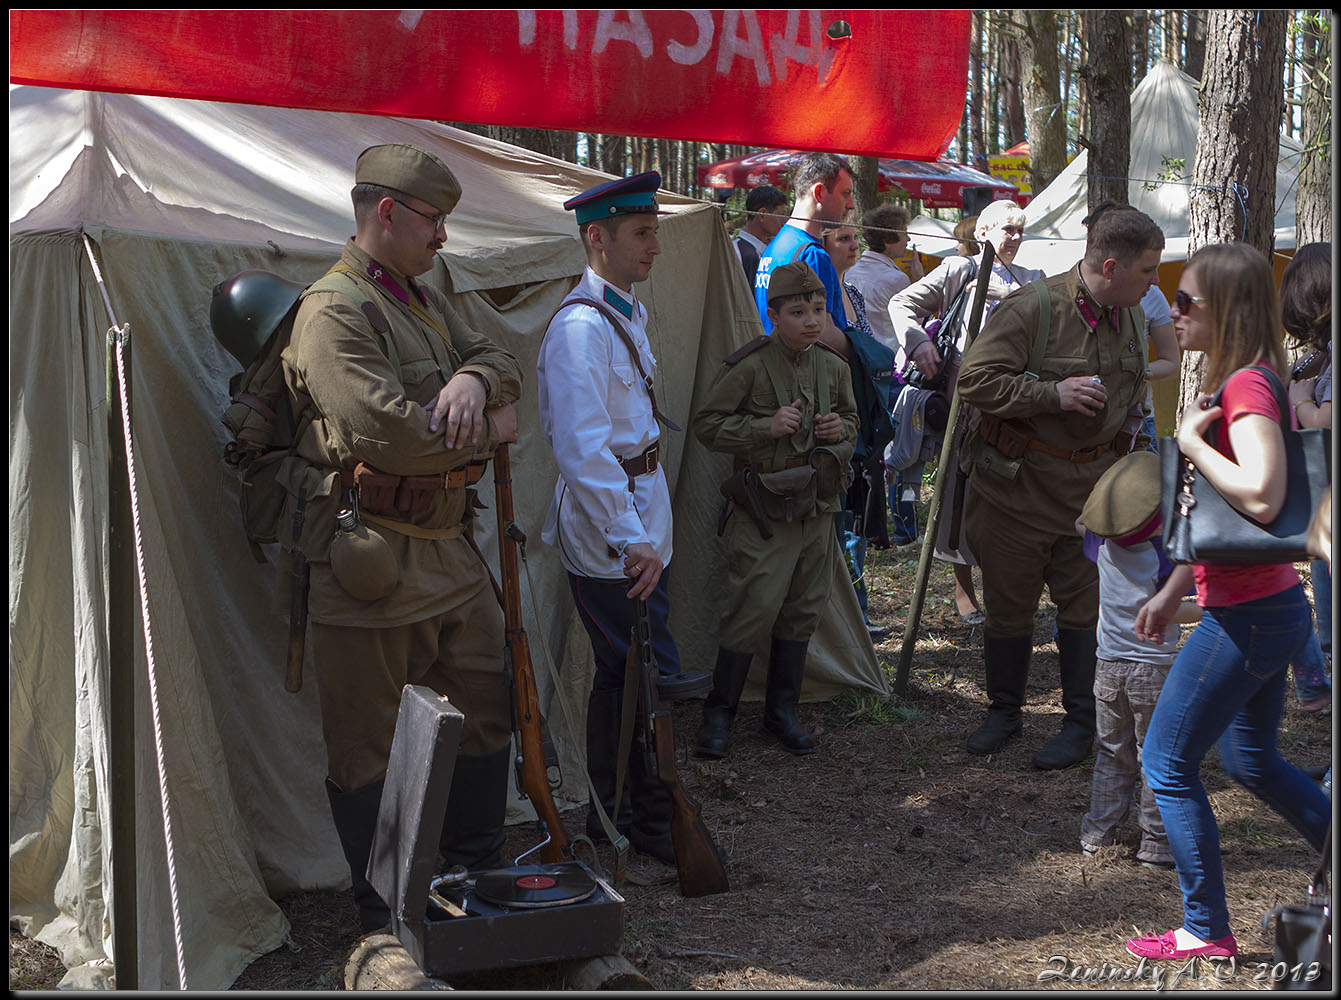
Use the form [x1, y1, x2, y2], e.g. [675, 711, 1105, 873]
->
[1081, 450, 1161, 539]
[766, 260, 825, 305]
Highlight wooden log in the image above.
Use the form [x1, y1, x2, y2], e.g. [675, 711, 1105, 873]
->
[558, 954, 653, 991]
[345, 933, 452, 991]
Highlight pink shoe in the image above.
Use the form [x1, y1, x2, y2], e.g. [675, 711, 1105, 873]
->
[1125, 929, 1237, 961]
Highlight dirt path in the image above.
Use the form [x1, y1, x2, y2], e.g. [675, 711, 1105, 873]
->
[12, 551, 1332, 991]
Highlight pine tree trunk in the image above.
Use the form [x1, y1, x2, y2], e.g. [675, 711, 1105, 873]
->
[1180, 8, 1289, 410]
[998, 21, 1026, 148]
[851, 156, 880, 223]
[1082, 10, 1133, 212]
[1182, 11, 1206, 82]
[969, 12, 987, 171]
[1295, 10, 1332, 244]
[1016, 11, 1067, 192]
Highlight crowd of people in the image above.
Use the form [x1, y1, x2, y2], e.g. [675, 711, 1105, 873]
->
[258, 142, 1329, 965]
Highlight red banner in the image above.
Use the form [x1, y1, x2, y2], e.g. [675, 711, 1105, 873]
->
[9, 9, 970, 161]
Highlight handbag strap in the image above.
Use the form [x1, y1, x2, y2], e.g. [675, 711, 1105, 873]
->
[1206, 364, 1291, 449]
[1309, 822, 1331, 897]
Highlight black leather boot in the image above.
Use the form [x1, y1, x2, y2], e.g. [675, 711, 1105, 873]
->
[966, 633, 1031, 755]
[584, 688, 633, 844]
[1033, 628, 1097, 770]
[762, 636, 815, 755]
[438, 745, 510, 870]
[325, 777, 391, 932]
[695, 647, 754, 759]
[628, 727, 676, 865]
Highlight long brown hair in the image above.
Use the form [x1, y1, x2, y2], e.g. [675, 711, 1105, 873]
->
[1185, 243, 1287, 390]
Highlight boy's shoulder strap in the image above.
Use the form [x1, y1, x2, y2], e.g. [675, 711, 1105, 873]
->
[725, 335, 770, 365]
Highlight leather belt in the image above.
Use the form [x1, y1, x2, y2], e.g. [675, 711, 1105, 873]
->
[618, 443, 659, 478]
[339, 460, 489, 492]
[1027, 438, 1113, 463]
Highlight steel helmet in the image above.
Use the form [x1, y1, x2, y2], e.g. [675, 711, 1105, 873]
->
[210, 270, 306, 368]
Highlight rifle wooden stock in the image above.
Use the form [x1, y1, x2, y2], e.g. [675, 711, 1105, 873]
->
[652, 710, 730, 897]
[493, 445, 572, 863]
[633, 601, 729, 898]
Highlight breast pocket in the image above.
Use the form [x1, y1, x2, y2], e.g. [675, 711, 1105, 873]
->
[400, 358, 445, 406]
[608, 362, 650, 422]
[1039, 356, 1092, 383]
[1118, 355, 1145, 407]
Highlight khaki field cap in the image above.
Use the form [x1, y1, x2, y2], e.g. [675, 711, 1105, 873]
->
[766, 260, 826, 305]
[356, 143, 462, 215]
[1080, 450, 1161, 539]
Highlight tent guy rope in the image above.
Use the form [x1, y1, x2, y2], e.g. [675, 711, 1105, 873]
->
[82, 233, 190, 991]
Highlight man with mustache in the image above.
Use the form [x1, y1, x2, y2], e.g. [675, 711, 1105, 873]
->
[281, 143, 522, 931]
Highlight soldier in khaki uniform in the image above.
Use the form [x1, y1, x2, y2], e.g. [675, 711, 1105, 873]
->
[281, 143, 523, 930]
[956, 205, 1164, 769]
[693, 261, 859, 758]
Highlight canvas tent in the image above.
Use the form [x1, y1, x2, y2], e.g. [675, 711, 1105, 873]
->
[9, 86, 889, 990]
[1013, 59, 1304, 275]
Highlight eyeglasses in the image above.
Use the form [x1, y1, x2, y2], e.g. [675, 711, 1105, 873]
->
[392, 198, 448, 230]
[1173, 290, 1206, 312]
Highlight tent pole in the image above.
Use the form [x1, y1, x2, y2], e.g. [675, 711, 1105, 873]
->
[893, 242, 995, 696]
[103, 272, 139, 990]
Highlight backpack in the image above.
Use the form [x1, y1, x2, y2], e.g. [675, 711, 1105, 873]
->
[211, 267, 391, 559]
[843, 324, 897, 463]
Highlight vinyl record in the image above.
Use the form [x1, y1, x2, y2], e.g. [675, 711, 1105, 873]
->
[474, 863, 598, 909]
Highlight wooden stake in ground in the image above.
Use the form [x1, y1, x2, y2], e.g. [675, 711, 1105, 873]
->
[894, 241, 996, 696]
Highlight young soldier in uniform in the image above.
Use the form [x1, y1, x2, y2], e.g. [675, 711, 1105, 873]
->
[536, 171, 710, 865]
[281, 143, 523, 930]
[693, 261, 859, 758]
[956, 205, 1164, 769]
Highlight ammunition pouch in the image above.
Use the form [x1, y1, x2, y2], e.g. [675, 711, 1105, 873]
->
[809, 446, 849, 501]
[341, 460, 487, 517]
[978, 413, 1033, 460]
[754, 465, 818, 524]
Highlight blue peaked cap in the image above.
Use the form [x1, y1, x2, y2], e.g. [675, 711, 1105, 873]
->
[565, 171, 662, 225]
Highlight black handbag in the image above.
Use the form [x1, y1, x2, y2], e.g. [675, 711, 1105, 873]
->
[1261, 825, 1331, 991]
[1161, 365, 1331, 565]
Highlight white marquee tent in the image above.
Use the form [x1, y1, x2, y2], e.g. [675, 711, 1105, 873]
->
[1014, 59, 1304, 275]
[9, 86, 888, 990]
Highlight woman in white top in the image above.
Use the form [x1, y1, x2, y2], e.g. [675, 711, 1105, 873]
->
[887, 200, 1045, 622]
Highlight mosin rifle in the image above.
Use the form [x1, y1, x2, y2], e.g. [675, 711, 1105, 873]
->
[630, 599, 729, 897]
[492, 444, 573, 863]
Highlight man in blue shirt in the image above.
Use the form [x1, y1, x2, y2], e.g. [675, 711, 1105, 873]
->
[753, 152, 855, 357]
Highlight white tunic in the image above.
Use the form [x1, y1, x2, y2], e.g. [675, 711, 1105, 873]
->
[537, 266, 673, 579]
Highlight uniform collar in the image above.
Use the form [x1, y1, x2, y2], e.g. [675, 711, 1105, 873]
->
[1072, 264, 1120, 331]
[584, 267, 637, 321]
[346, 239, 430, 308]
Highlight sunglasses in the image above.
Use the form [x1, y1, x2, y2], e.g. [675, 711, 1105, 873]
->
[1174, 290, 1206, 312]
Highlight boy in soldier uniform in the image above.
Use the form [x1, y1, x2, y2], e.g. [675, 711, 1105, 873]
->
[693, 261, 859, 758]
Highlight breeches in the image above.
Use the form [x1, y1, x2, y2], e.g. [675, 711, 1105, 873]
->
[718, 513, 836, 651]
[965, 493, 1098, 637]
[310, 585, 510, 790]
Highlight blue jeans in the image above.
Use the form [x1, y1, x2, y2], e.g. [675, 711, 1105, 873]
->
[888, 470, 918, 544]
[1142, 585, 1332, 940]
[1292, 628, 1331, 701]
[1313, 559, 1331, 657]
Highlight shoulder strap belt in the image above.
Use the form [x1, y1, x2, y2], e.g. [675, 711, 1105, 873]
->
[558, 296, 682, 432]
